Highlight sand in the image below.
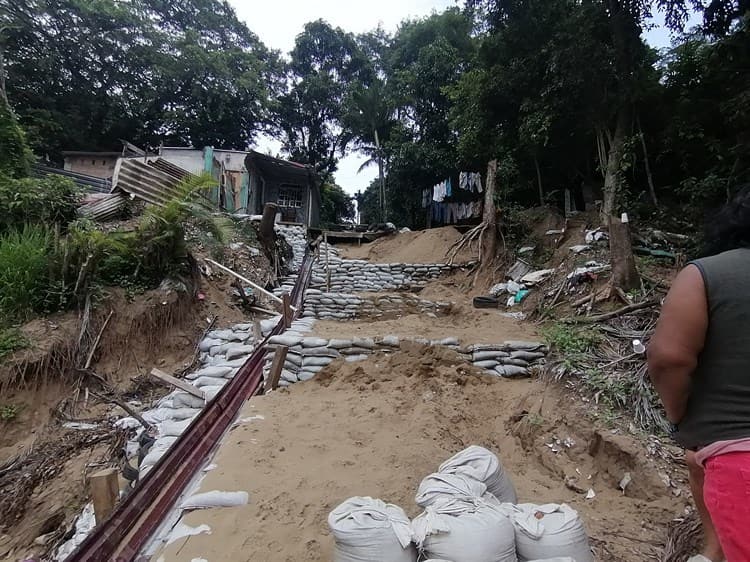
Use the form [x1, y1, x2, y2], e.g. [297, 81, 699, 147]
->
[155, 344, 687, 562]
[339, 227, 477, 264]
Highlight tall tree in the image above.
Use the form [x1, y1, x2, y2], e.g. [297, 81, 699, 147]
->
[273, 20, 372, 184]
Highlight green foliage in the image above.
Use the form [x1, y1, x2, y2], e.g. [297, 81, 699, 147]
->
[543, 323, 601, 356]
[0, 174, 81, 233]
[3, 0, 275, 156]
[0, 403, 20, 422]
[0, 103, 32, 178]
[0, 225, 52, 320]
[0, 328, 29, 360]
[320, 182, 355, 226]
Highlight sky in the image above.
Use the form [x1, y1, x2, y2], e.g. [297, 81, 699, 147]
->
[229, 0, 700, 196]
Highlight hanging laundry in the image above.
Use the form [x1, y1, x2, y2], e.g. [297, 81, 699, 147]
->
[459, 172, 468, 190]
[446, 178, 453, 197]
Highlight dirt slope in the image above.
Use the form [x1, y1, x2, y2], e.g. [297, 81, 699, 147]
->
[340, 226, 477, 264]
[155, 344, 686, 562]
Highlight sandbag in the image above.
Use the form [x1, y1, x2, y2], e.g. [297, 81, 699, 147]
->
[412, 497, 516, 562]
[416, 473, 490, 508]
[438, 446, 517, 504]
[328, 497, 417, 562]
[172, 392, 205, 409]
[510, 504, 593, 562]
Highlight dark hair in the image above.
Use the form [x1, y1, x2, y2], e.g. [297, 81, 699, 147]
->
[703, 185, 750, 256]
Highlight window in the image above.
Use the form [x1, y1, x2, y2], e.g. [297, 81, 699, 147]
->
[278, 186, 303, 208]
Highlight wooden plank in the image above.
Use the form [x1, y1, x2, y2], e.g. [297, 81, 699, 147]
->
[90, 468, 120, 525]
[150, 368, 205, 400]
[206, 259, 296, 312]
[281, 293, 293, 329]
[265, 345, 289, 392]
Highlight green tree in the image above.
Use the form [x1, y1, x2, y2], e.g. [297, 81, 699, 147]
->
[319, 182, 355, 225]
[273, 20, 372, 184]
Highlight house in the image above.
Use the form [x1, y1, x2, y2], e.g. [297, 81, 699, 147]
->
[157, 146, 321, 226]
[62, 151, 122, 179]
[245, 151, 320, 227]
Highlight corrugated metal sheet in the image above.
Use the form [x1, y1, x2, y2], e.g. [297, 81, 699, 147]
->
[78, 192, 129, 221]
[113, 158, 185, 207]
[32, 164, 111, 193]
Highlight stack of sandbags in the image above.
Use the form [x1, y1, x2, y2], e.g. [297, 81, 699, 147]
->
[438, 445, 517, 503]
[508, 504, 593, 562]
[469, 343, 547, 378]
[310, 260, 458, 293]
[328, 497, 417, 562]
[412, 496, 517, 562]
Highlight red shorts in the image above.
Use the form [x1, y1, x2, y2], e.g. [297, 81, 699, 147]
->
[703, 452, 750, 561]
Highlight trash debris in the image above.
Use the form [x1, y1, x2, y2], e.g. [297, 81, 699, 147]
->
[514, 289, 530, 303]
[520, 269, 555, 285]
[489, 283, 508, 297]
[632, 340, 646, 354]
[585, 228, 609, 243]
[500, 312, 526, 320]
[506, 280, 523, 294]
[507, 259, 533, 282]
[545, 229, 566, 236]
[569, 244, 591, 254]
[618, 472, 632, 494]
[518, 246, 535, 254]
[633, 246, 677, 262]
[585, 488, 596, 500]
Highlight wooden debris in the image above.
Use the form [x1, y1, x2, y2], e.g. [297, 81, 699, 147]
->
[150, 368, 205, 399]
[265, 345, 289, 393]
[90, 468, 119, 524]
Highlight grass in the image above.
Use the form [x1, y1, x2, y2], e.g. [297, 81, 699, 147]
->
[542, 322, 601, 355]
[0, 403, 20, 422]
[0, 225, 52, 320]
[0, 328, 29, 360]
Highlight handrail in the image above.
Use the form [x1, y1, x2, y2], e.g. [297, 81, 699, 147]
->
[65, 249, 315, 561]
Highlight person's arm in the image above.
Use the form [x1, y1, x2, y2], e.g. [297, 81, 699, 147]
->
[647, 264, 708, 424]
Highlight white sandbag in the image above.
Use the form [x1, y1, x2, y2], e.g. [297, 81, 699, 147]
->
[474, 360, 499, 369]
[328, 338, 354, 349]
[180, 490, 249, 510]
[526, 559, 575, 562]
[191, 376, 228, 388]
[510, 504, 593, 562]
[225, 344, 254, 360]
[268, 334, 302, 347]
[504, 341, 546, 351]
[281, 369, 298, 383]
[328, 497, 417, 562]
[438, 446, 517, 504]
[416, 473, 490, 508]
[495, 365, 529, 378]
[302, 337, 329, 348]
[303, 356, 333, 367]
[190, 366, 232, 379]
[160, 418, 194, 437]
[202, 385, 224, 400]
[139, 436, 179, 469]
[172, 392, 205, 409]
[412, 497, 516, 562]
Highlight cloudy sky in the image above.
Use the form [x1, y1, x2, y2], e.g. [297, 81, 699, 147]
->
[229, 0, 696, 195]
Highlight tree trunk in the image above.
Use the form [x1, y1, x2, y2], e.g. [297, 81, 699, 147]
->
[374, 128, 386, 222]
[533, 154, 544, 206]
[481, 160, 498, 266]
[0, 45, 7, 106]
[610, 215, 640, 291]
[601, 107, 630, 224]
[259, 202, 278, 256]
[636, 114, 658, 207]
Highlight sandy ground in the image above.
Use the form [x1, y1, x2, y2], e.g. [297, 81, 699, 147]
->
[155, 345, 686, 562]
[339, 226, 477, 264]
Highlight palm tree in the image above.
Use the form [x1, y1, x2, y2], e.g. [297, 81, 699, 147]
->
[347, 79, 394, 223]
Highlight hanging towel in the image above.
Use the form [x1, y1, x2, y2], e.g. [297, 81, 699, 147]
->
[446, 178, 453, 197]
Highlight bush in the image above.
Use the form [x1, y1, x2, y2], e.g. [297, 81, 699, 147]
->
[0, 328, 29, 360]
[0, 225, 53, 320]
[0, 103, 32, 179]
[0, 174, 81, 233]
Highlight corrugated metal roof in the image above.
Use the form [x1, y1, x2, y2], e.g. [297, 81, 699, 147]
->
[112, 158, 185, 207]
[32, 164, 112, 194]
[78, 192, 129, 221]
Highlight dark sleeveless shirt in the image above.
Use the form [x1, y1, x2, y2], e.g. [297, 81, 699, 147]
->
[674, 248, 750, 450]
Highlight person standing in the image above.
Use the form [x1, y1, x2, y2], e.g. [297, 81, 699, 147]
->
[649, 187, 750, 562]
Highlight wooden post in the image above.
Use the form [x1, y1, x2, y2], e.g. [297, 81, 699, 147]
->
[281, 293, 293, 329]
[610, 213, 640, 291]
[252, 319, 262, 341]
[90, 468, 120, 524]
[265, 345, 289, 392]
[324, 232, 331, 292]
[205, 259, 295, 312]
[481, 160, 498, 266]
